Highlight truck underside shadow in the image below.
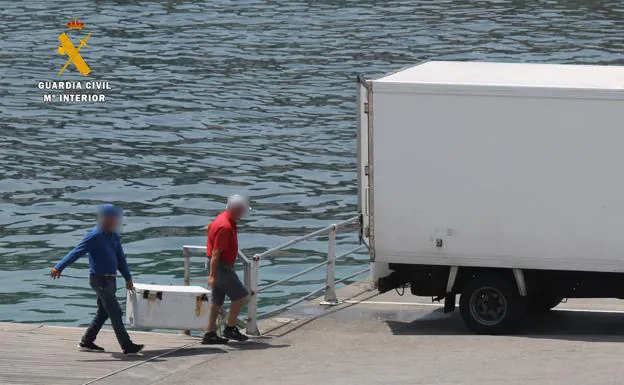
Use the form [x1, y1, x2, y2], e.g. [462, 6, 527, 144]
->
[386, 307, 624, 343]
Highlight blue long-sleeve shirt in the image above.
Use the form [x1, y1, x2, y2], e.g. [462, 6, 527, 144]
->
[55, 226, 132, 281]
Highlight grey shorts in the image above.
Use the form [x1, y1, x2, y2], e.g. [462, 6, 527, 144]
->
[206, 259, 248, 306]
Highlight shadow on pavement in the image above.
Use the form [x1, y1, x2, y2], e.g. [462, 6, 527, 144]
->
[229, 341, 290, 350]
[386, 308, 467, 336]
[386, 308, 624, 342]
[95, 341, 290, 360]
[520, 310, 624, 342]
[78, 346, 227, 362]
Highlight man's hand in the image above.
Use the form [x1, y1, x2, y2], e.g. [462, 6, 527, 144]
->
[50, 267, 61, 279]
[208, 275, 216, 289]
[126, 280, 135, 291]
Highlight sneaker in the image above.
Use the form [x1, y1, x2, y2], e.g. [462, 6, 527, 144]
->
[223, 326, 249, 341]
[122, 343, 144, 355]
[78, 341, 105, 352]
[202, 331, 228, 345]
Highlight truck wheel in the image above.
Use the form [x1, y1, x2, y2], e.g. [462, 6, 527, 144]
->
[527, 295, 563, 314]
[459, 275, 526, 334]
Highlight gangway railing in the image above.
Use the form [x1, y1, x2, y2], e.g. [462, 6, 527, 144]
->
[182, 215, 369, 336]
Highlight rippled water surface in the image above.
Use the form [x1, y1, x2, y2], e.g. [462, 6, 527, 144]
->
[1, 0, 623, 326]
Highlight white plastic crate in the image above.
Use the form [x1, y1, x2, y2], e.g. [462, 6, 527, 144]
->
[126, 283, 211, 330]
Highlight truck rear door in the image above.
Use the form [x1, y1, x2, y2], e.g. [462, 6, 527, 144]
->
[357, 76, 371, 250]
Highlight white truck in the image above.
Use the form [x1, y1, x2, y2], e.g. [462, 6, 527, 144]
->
[358, 61, 624, 334]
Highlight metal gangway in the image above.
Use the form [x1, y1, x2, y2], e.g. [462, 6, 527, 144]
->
[182, 215, 369, 335]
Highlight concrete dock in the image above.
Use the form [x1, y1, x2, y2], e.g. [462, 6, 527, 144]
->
[4, 282, 624, 385]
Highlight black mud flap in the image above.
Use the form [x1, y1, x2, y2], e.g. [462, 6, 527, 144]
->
[444, 294, 456, 313]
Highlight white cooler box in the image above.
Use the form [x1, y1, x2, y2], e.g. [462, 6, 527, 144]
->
[126, 283, 211, 330]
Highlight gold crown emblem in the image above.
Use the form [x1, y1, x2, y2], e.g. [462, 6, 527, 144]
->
[66, 19, 85, 30]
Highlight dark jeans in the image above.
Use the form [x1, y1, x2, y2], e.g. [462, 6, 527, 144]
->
[82, 275, 132, 348]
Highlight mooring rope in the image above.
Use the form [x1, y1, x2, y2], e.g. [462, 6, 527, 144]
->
[81, 339, 202, 385]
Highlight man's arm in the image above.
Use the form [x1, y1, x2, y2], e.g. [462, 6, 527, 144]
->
[208, 249, 221, 288]
[51, 233, 92, 278]
[115, 238, 133, 289]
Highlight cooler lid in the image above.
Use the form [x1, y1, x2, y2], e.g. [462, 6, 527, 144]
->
[133, 283, 209, 294]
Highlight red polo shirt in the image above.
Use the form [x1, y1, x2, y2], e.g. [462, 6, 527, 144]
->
[206, 210, 238, 265]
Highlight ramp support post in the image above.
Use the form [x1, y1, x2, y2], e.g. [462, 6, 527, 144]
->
[182, 247, 191, 335]
[246, 255, 261, 336]
[321, 225, 342, 305]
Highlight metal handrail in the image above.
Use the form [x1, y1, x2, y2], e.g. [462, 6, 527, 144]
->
[183, 247, 251, 288]
[255, 216, 359, 259]
[258, 244, 365, 293]
[182, 215, 366, 336]
[256, 266, 370, 319]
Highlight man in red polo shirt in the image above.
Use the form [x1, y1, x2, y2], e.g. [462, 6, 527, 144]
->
[202, 194, 250, 344]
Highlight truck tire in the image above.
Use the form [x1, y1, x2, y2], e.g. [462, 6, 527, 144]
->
[459, 274, 526, 334]
[527, 295, 563, 314]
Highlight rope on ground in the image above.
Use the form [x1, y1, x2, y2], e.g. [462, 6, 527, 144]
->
[81, 339, 202, 385]
[272, 286, 380, 338]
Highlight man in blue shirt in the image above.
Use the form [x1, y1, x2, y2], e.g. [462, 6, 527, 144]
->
[50, 204, 144, 355]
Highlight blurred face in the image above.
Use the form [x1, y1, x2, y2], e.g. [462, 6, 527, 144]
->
[99, 215, 120, 233]
[228, 205, 247, 222]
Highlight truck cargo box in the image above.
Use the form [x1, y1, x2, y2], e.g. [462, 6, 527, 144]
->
[126, 283, 210, 330]
[360, 61, 624, 274]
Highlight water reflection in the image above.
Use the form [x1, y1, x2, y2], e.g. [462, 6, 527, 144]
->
[1, 0, 622, 325]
